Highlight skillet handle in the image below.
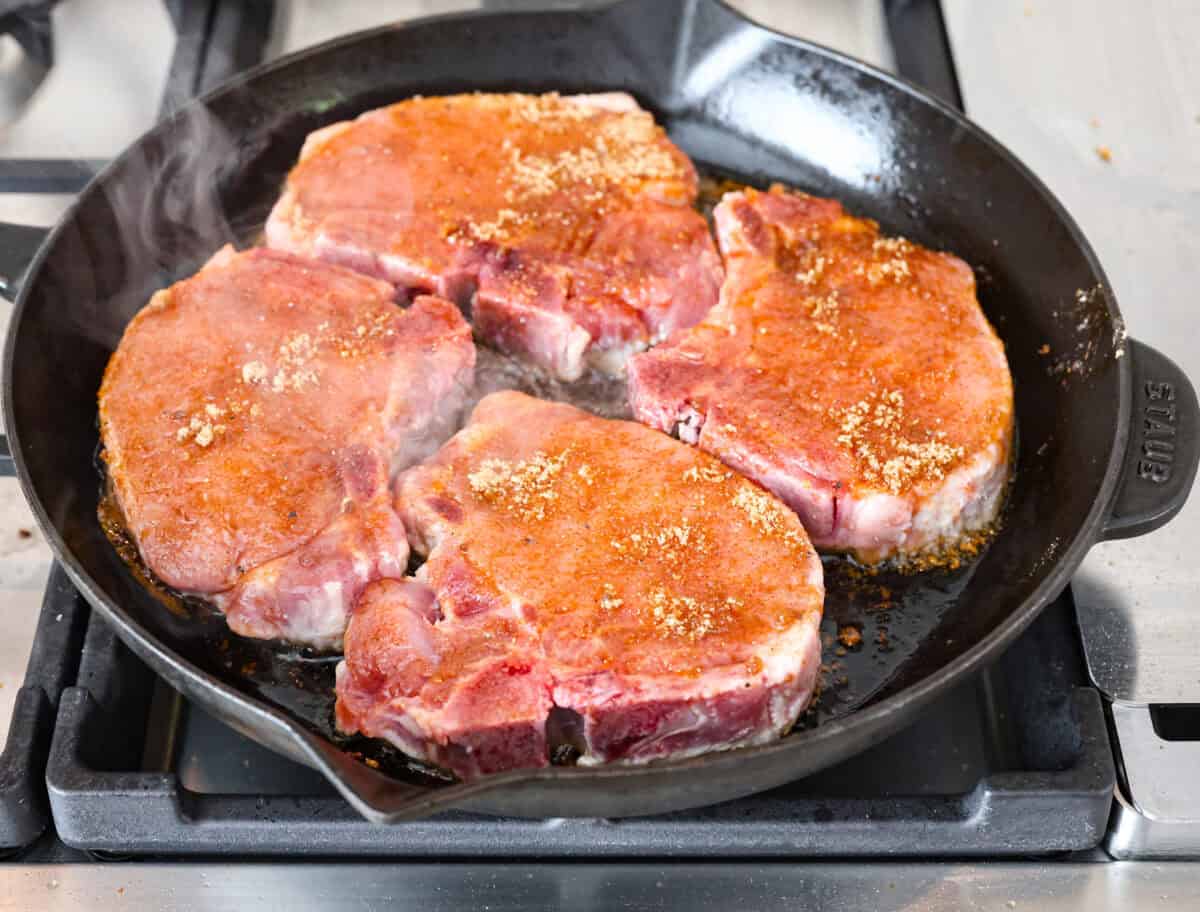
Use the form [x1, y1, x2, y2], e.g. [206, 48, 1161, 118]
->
[1102, 338, 1200, 540]
[298, 727, 524, 823]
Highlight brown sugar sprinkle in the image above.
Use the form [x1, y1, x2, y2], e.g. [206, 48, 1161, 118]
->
[862, 257, 911, 284]
[448, 102, 682, 245]
[808, 291, 839, 320]
[682, 463, 731, 484]
[241, 361, 269, 384]
[507, 93, 595, 125]
[175, 408, 227, 448]
[872, 237, 912, 256]
[647, 585, 741, 642]
[448, 92, 591, 129]
[851, 236, 914, 285]
[239, 312, 395, 393]
[504, 110, 680, 201]
[832, 389, 964, 495]
[794, 255, 827, 285]
[598, 582, 624, 611]
[269, 331, 321, 393]
[506, 138, 677, 203]
[805, 290, 840, 336]
[610, 518, 710, 564]
[731, 485, 805, 549]
[468, 449, 569, 521]
[467, 207, 527, 243]
[337, 310, 395, 358]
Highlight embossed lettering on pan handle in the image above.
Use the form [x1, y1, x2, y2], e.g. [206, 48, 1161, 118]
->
[1103, 339, 1200, 540]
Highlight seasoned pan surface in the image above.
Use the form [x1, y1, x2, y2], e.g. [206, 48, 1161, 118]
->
[4, 0, 1196, 819]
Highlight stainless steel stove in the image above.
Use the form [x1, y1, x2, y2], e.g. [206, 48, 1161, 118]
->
[0, 1, 1197, 908]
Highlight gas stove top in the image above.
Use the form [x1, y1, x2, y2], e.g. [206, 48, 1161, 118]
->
[30, 566, 1111, 858]
[0, 1, 1197, 908]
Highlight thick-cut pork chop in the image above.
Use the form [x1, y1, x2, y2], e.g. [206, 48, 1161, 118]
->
[266, 92, 722, 381]
[628, 187, 1014, 563]
[99, 246, 475, 648]
[335, 391, 823, 779]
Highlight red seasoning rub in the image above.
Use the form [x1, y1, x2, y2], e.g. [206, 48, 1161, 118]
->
[266, 92, 722, 381]
[98, 246, 475, 647]
[629, 186, 1014, 564]
[334, 391, 823, 780]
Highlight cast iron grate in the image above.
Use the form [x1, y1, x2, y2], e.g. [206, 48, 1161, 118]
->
[43, 592, 1114, 857]
[0, 565, 88, 852]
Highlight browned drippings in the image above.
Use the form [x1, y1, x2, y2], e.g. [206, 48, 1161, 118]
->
[698, 174, 751, 220]
[98, 479, 196, 620]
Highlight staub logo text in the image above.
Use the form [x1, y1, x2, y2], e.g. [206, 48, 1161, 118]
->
[1139, 381, 1177, 483]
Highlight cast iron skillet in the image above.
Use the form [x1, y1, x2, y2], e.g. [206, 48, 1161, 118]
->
[0, 0, 1196, 821]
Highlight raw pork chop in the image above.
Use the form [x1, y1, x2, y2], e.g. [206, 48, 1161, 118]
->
[335, 391, 823, 779]
[628, 187, 1014, 563]
[266, 92, 722, 381]
[99, 246, 475, 648]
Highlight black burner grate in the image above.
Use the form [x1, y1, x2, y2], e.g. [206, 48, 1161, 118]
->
[160, 0, 275, 118]
[44, 592, 1113, 857]
[0, 566, 88, 852]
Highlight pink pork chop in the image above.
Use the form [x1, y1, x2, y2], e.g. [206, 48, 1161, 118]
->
[335, 391, 824, 779]
[628, 187, 1015, 563]
[266, 92, 722, 381]
[99, 246, 475, 648]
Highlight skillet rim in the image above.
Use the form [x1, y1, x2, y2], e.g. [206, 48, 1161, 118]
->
[0, 0, 1131, 809]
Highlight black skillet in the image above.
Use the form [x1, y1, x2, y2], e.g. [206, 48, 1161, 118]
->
[0, 0, 1195, 821]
